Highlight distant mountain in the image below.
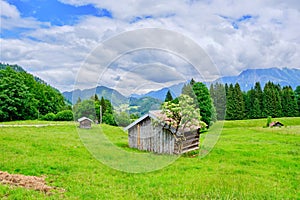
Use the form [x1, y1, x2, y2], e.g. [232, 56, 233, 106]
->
[215, 67, 300, 91]
[63, 85, 162, 116]
[63, 67, 300, 107]
[129, 67, 300, 100]
[63, 86, 128, 105]
[131, 82, 185, 101]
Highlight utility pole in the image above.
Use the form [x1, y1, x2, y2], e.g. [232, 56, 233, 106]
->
[100, 105, 102, 124]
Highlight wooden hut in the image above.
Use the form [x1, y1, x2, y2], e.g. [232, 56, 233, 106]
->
[124, 110, 202, 154]
[78, 117, 93, 129]
[269, 121, 284, 127]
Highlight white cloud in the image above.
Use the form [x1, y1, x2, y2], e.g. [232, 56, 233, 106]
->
[0, 0, 48, 30]
[1, 0, 300, 93]
[0, 0, 19, 18]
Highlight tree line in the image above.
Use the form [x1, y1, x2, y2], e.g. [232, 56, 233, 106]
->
[0, 65, 70, 121]
[0, 64, 137, 124]
[210, 81, 300, 120]
[165, 79, 216, 127]
[165, 80, 300, 124]
[1, 63, 299, 123]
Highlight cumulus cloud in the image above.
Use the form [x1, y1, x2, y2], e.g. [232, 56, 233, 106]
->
[0, 0, 49, 30]
[0, 0, 19, 18]
[1, 0, 299, 93]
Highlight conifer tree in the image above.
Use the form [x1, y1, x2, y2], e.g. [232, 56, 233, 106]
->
[225, 83, 229, 96]
[210, 83, 226, 120]
[100, 97, 107, 117]
[295, 86, 300, 115]
[225, 84, 235, 120]
[190, 78, 196, 86]
[263, 82, 282, 118]
[233, 83, 245, 120]
[281, 86, 298, 117]
[192, 82, 213, 126]
[94, 95, 100, 122]
[254, 82, 263, 112]
[252, 98, 262, 118]
[246, 82, 263, 119]
[182, 84, 197, 103]
[245, 89, 255, 118]
[164, 90, 173, 102]
[95, 97, 116, 125]
[94, 94, 99, 102]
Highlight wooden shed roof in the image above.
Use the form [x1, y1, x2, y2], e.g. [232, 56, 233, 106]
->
[77, 117, 93, 123]
[124, 110, 203, 133]
[124, 110, 160, 131]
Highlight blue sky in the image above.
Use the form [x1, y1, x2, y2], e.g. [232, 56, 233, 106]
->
[6, 0, 112, 26]
[2, 0, 111, 38]
[1, 0, 300, 93]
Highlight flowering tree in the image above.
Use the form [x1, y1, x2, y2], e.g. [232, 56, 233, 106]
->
[161, 94, 207, 152]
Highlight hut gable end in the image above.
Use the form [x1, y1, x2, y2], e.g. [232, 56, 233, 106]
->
[78, 117, 93, 129]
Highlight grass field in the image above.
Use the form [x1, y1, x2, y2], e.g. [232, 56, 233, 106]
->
[0, 118, 299, 199]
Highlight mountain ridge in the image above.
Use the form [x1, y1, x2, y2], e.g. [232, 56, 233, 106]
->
[63, 85, 128, 105]
[63, 67, 300, 104]
[216, 67, 300, 91]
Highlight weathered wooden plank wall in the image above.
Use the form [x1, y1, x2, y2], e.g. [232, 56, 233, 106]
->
[128, 116, 199, 154]
[181, 131, 199, 154]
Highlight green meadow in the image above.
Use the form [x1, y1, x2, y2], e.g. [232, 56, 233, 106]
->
[0, 118, 299, 199]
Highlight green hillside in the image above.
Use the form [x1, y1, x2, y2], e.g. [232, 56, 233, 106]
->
[0, 63, 26, 72]
[0, 63, 67, 121]
[129, 96, 162, 115]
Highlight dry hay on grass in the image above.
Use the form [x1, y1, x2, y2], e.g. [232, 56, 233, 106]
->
[0, 171, 65, 194]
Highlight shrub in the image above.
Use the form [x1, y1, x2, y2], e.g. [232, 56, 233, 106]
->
[102, 112, 117, 126]
[54, 110, 74, 121]
[266, 116, 272, 127]
[42, 113, 56, 121]
[114, 112, 131, 127]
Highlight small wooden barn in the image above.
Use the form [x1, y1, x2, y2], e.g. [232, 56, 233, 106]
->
[124, 110, 202, 154]
[269, 121, 284, 127]
[78, 117, 93, 129]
